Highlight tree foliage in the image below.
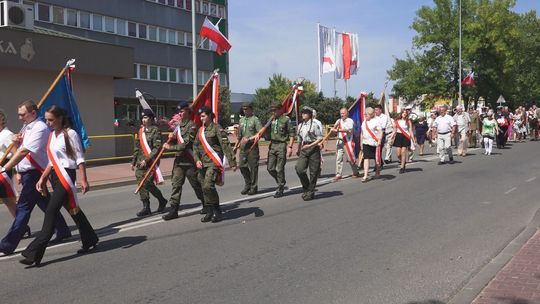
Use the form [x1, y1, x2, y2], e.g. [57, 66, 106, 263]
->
[218, 86, 231, 127]
[388, 0, 540, 109]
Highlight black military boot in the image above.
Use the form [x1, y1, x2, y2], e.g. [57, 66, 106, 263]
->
[201, 205, 213, 222]
[211, 205, 223, 223]
[136, 200, 151, 217]
[162, 204, 179, 221]
[247, 187, 258, 196]
[240, 186, 250, 195]
[274, 186, 284, 198]
[156, 196, 168, 213]
[200, 205, 209, 214]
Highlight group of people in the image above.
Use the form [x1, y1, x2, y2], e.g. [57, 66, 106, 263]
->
[1, 98, 539, 267]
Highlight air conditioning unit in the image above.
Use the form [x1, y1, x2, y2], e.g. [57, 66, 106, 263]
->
[0, 1, 34, 30]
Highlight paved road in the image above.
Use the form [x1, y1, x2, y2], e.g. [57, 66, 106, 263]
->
[0, 142, 539, 304]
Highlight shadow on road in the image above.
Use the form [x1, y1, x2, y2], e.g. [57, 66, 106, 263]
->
[38, 235, 147, 267]
[223, 207, 264, 221]
[404, 168, 424, 173]
[406, 300, 445, 304]
[315, 190, 343, 199]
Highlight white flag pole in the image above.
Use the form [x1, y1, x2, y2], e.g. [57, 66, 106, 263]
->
[317, 23, 322, 93]
[191, 0, 197, 99]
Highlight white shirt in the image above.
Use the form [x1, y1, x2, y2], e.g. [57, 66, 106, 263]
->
[375, 113, 390, 133]
[335, 117, 354, 141]
[395, 119, 410, 134]
[433, 114, 456, 134]
[453, 112, 471, 132]
[362, 119, 381, 146]
[16, 119, 50, 172]
[0, 128, 14, 160]
[49, 129, 85, 169]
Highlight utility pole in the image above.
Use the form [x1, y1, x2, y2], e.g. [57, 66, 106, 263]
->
[191, 0, 197, 99]
[458, 0, 462, 105]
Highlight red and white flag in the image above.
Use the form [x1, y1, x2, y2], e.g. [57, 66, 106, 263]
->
[318, 24, 336, 74]
[335, 32, 359, 80]
[200, 17, 231, 56]
[462, 71, 475, 87]
[191, 72, 220, 127]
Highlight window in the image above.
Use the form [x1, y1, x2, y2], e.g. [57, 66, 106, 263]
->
[158, 28, 167, 43]
[178, 69, 187, 83]
[139, 65, 148, 79]
[66, 9, 77, 26]
[185, 0, 191, 10]
[80, 11, 90, 29]
[117, 19, 126, 35]
[219, 6, 226, 19]
[168, 30, 177, 45]
[202, 37, 210, 50]
[148, 26, 157, 41]
[169, 68, 177, 83]
[186, 70, 193, 84]
[177, 31, 185, 46]
[219, 73, 228, 86]
[37, 4, 50, 22]
[128, 22, 137, 37]
[159, 67, 168, 81]
[186, 33, 192, 47]
[167, 0, 175, 5]
[202, 2, 208, 15]
[209, 3, 217, 17]
[176, 0, 184, 9]
[138, 24, 147, 39]
[92, 14, 103, 31]
[133, 64, 138, 78]
[197, 71, 208, 85]
[195, 1, 199, 13]
[104, 16, 115, 33]
[149, 66, 158, 80]
[52, 6, 64, 24]
[158, 0, 166, 4]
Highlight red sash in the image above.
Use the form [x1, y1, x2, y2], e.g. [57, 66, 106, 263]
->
[47, 133, 78, 213]
[0, 172, 17, 198]
[175, 125, 195, 164]
[198, 126, 225, 186]
[139, 127, 164, 184]
[395, 119, 411, 140]
[338, 120, 356, 163]
[21, 128, 44, 173]
[364, 121, 381, 165]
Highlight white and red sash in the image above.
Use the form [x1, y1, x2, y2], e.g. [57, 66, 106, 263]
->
[47, 133, 79, 212]
[198, 126, 225, 186]
[365, 122, 381, 165]
[139, 127, 164, 184]
[21, 127, 44, 173]
[338, 120, 356, 163]
[0, 172, 17, 198]
[395, 119, 411, 140]
[175, 125, 195, 164]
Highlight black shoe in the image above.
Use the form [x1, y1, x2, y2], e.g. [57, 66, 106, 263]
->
[137, 200, 151, 217]
[274, 187, 284, 198]
[240, 188, 249, 195]
[77, 243, 98, 254]
[156, 198, 168, 213]
[448, 160, 455, 164]
[399, 168, 406, 174]
[201, 208, 213, 222]
[19, 257, 40, 267]
[162, 205, 179, 221]
[449, 157, 454, 162]
[247, 188, 258, 195]
[23, 226, 32, 239]
[438, 161, 445, 165]
[384, 160, 391, 164]
[200, 205, 209, 215]
[302, 192, 314, 201]
[211, 206, 223, 223]
[49, 233, 72, 245]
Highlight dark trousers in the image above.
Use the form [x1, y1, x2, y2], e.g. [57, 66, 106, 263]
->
[22, 169, 98, 262]
[0, 170, 70, 254]
[295, 145, 321, 193]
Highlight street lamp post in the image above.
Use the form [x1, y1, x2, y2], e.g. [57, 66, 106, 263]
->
[458, 0, 462, 105]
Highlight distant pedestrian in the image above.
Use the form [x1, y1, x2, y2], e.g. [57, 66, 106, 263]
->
[427, 111, 438, 147]
[453, 105, 471, 156]
[374, 105, 390, 168]
[496, 108, 509, 148]
[512, 108, 525, 143]
[528, 105, 538, 140]
[391, 110, 416, 173]
[482, 110, 499, 155]
[432, 105, 456, 165]
[468, 108, 481, 148]
[414, 116, 429, 156]
[360, 107, 382, 182]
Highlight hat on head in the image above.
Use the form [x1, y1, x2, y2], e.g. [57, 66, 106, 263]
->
[176, 101, 189, 111]
[242, 102, 253, 109]
[405, 105, 413, 110]
[198, 106, 213, 116]
[141, 108, 154, 118]
[301, 106, 313, 114]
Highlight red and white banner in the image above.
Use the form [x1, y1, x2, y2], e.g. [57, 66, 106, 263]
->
[338, 120, 356, 163]
[318, 24, 336, 74]
[281, 84, 303, 116]
[175, 125, 195, 164]
[198, 126, 225, 186]
[200, 17, 231, 56]
[462, 71, 475, 87]
[47, 134, 78, 212]
[139, 127, 164, 184]
[0, 172, 17, 198]
[335, 31, 360, 80]
[191, 72, 219, 127]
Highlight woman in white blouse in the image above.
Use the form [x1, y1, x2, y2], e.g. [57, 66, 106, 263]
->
[20, 106, 98, 267]
[390, 111, 416, 174]
[360, 107, 382, 182]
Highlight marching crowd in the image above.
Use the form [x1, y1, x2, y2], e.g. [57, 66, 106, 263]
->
[0, 99, 539, 267]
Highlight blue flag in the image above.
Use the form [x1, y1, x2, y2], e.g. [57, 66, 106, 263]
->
[349, 92, 366, 155]
[38, 73, 89, 149]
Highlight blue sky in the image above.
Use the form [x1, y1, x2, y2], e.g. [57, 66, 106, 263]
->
[227, 0, 539, 98]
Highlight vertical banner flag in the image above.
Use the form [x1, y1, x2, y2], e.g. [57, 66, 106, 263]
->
[342, 33, 352, 80]
[191, 72, 220, 127]
[38, 66, 89, 150]
[349, 33, 360, 76]
[318, 24, 336, 74]
[335, 31, 344, 79]
[462, 71, 475, 87]
[349, 92, 366, 155]
[334, 32, 359, 80]
[200, 17, 231, 56]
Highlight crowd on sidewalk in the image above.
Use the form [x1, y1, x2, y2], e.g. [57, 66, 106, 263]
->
[0, 100, 539, 268]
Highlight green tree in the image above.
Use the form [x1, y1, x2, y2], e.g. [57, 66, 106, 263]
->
[218, 86, 231, 127]
[252, 74, 292, 123]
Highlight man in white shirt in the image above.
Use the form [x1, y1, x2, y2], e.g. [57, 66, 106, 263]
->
[331, 108, 359, 180]
[432, 105, 457, 164]
[453, 105, 471, 156]
[0, 101, 71, 255]
[374, 105, 392, 166]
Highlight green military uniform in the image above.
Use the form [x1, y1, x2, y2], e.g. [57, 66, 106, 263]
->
[267, 114, 295, 197]
[193, 122, 236, 216]
[295, 115, 323, 201]
[165, 120, 204, 214]
[132, 125, 167, 215]
[237, 113, 262, 194]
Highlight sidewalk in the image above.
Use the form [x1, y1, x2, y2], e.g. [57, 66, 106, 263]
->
[472, 228, 540, 304]
[87, 139, 338, 190]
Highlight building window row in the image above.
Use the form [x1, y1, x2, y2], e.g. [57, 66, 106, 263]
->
[34, 2, 218, 51]
[145, 0, 226, 19]
[133, 64, 228, 87]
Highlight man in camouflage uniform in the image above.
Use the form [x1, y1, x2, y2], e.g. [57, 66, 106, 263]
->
[162, 102, 205, 221]
[193, 107, 237, 223]
[237, 102, 262, 195]
[267, 103, 295, 198]
[132, 109, 168, 217]
[289, 106, 323, 201]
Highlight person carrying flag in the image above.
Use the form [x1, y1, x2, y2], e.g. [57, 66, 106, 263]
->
[193, 107, 236, 223]
[0, 101, 71, 255]
[237, 102, 262, 195]
[266, 103, 295, 198]
[162, 102, 205, 221]
[331, 107, 360, 181]
[131, 109, 168, 217]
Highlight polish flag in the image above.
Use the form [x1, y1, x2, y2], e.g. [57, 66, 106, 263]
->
[462, 71, 475, 87]
[318, 24, 336, 74]
[200, 17, 231, 56]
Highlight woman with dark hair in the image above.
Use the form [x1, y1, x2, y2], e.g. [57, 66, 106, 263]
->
[415, 116, 429, 156]
[193, 106, 236, 223]
[391, 111, 416, 174]
[20, 105, 98, 266]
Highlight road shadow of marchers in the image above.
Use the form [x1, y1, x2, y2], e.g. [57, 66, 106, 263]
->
[222, 207, 264, 221]
[38, 235, 147, 267]
[406, 300, 445, 304]
[403, 168, 424, 173]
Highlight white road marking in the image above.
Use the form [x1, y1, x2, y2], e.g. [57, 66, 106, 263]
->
[504, 187, 517, 195]
[526, 177, 537, 183]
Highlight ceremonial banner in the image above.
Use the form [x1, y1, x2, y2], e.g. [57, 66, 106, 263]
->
[462, 71, 475, 87]
[349, 92, 366, 155]
[191, 72, 220, 127]
[335, 32, 359, 80]
[318, 24, 336, 74]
